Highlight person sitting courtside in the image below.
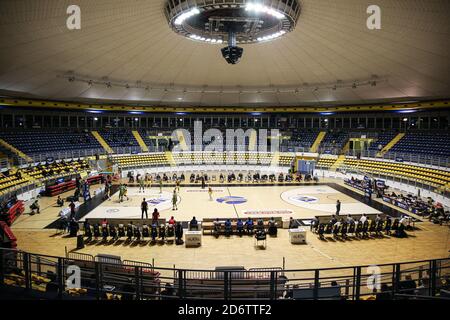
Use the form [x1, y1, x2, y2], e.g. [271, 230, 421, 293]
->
[56, 196, 64, 207]
[236, 219, 244, 236]
[268, 217, 277, 236]
[224, 219, 232, 236]
[213, 218, 221, 238]
[189, 216, 198, 231]
[256, 218, 264, 231]
[245, 218, 254, 234]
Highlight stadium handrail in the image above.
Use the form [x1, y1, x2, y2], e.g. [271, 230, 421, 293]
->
[0, 247, 448, 300]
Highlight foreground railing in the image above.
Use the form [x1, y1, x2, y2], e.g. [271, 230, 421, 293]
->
[0, 248, 449, 300]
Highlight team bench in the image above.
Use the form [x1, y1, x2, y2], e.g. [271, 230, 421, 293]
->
[80, 218, 167, 230]
[315, 213, 387, 225]
[201, 217, 283, 235]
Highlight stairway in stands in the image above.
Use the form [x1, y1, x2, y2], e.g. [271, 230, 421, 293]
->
[310, 131, 326, 153]
[377, 133, 405, 157]
[132, 131, 149, 152]
[249, 130, 258, 151]
[270, 151, 280, 168]
[174, 129, 189, 151]
[165, 151, 176, 167]
[91, 131, 114, 154]
[0, 138, 33, 163]
[329, 155, 346, 171]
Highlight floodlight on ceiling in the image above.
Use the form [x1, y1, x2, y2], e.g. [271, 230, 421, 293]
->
[245, 3, 285, 19]
[174, 8, 200, 25]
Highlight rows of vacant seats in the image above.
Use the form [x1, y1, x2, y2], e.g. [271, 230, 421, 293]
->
[0, 169, 29, 193]
[23, 159, 90, 180]
[342, 158, 450, 187]
[98, 129, 138, 151]
[368, 131, 397, 152]
[115, 152, 295, 168]
[316, 157, 336, 168]
[278, 154, 295, 166]
[0, 130, 102, 156]
[172, 152, 275, 166]
[0, 160, 90, 194]
[390, 132, 450, 157]
[283, 129, 319, 149]
[136, 129, 155, 147]
[114, 153, 169, 167]
[319, 131, 349, 151]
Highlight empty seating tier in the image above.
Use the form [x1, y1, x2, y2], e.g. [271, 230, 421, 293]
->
[0, 130, 102, 157]
[342, 158, 450, 187]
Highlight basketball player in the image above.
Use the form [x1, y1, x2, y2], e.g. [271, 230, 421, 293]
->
[139, 175, 145, 193]
[148, 174, 153, 189]
[172, 189, 178, 210]
[118, 184, 124, 203]
[176, 179, 180, 192]
[159, 179, 163, 194]
[208, 186, 213, 201]
[123, 184, 129, 201]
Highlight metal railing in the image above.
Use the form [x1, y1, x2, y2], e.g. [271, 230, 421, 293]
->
[7, 144, 449, 169]
[0, 248, 449, 300]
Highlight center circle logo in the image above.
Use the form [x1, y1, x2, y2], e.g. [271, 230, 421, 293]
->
[216, 196, 247, 205]
[147, 197, 169, 205]
[288, 195, 318, 203]
[106, 209, 120, 214]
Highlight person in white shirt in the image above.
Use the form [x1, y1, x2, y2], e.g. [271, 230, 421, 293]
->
[359, 213, 367, 223]
[399, 215, 409, 227]
[333, 219, 341, 228]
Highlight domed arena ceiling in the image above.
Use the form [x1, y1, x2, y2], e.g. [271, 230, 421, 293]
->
[0, 0, 449, 107]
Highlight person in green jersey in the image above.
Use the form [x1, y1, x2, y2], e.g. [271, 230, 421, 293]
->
[139, 175, 145, 193]
[118, 184, 124, 203]
[172, 189, 178, 211]
[208, 186, 213, 201]
[123, 184, 129, 201]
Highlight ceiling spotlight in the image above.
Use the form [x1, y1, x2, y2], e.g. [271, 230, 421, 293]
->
[245, 3, 286, 19]
[174, 7, 200, 25]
